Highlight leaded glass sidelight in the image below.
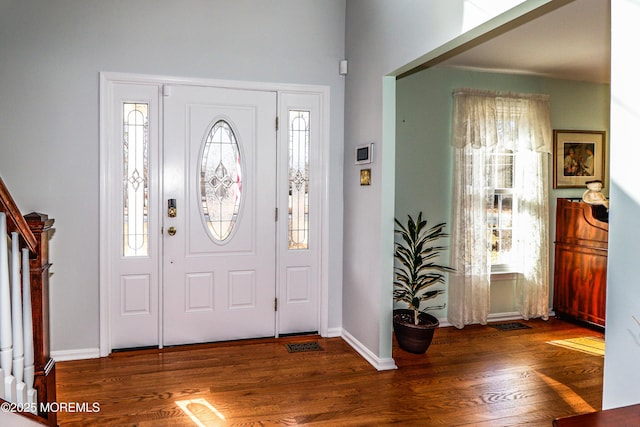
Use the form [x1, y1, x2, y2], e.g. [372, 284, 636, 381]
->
[201, 120, 242, 242]
[288, 110, 310, 250]
[123, 103, 149, 257]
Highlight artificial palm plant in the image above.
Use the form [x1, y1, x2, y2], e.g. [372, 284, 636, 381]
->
[394, 212, 454, 326]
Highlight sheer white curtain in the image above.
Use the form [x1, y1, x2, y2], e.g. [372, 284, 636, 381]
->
[448, 89, 551, 329]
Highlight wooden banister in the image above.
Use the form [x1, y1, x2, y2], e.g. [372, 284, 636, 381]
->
[0, 177, 56, 426]
[0, 176, 37, 252]
[25, 212, 56, 426]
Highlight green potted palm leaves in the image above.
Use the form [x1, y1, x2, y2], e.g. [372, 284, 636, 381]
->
[393, 212, 454, 354]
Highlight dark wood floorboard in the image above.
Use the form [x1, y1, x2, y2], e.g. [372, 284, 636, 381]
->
[55, 318, 604, 426]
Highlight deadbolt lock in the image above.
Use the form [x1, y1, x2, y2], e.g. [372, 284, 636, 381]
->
[167, 226, 177, 236]
[168, 199, 177, 218]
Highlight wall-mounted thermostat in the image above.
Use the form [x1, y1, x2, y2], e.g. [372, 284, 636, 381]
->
[355, 143, 374, 164]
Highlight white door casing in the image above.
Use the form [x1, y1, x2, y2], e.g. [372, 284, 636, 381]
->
[100, 73, 329, 355]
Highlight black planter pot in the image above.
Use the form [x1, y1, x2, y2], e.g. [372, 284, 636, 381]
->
[393, 309, 439, 354]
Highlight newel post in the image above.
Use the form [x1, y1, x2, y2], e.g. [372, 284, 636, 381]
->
[24, 212, 57, 426]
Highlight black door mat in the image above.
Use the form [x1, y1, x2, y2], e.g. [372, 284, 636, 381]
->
[285, 341, 324, 353]
[490, 322, 531, 331]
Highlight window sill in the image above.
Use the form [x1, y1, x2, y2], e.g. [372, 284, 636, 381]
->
[490, 268, 521, 281]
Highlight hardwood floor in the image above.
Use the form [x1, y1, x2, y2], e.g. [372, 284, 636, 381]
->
[55, 318, 603, 426]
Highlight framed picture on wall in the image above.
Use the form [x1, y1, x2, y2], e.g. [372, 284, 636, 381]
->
[553, 130, 606, 188]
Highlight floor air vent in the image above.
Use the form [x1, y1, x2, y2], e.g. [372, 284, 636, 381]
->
[490, 322, 531, 331]
[285, 341, 324, 353]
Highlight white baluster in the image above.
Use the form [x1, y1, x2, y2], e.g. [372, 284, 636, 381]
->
[11, 233, 25, 404]
[0, 213, 13, 400]
[22, 247, 36, 411]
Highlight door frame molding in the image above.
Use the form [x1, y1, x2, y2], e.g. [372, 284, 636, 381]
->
[99, 71, 331, 356]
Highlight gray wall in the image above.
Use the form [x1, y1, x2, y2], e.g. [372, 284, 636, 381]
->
[343, 0, 524, 363]
[395, 67, 610, 320]
[0, 0, 346, 353]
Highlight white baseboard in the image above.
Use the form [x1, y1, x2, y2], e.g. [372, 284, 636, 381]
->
[486, 310, 555, 322]
[437, 318, 454, 327]
[51, 348, 101, 362]
[325, 327, 343, 338]
[340, 329, 397, 371]
[436, 310, 555, 328]
[487, 311, 525, 322]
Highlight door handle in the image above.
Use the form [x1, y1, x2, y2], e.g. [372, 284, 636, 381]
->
[167, 226, 177, 236]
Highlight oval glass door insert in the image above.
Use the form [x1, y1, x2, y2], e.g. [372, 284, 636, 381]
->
[200, 119, 242, 242]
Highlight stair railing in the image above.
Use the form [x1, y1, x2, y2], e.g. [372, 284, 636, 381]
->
[0, 176, 56, 426]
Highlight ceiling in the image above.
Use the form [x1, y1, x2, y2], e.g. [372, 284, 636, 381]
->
[436, 0, 611, 84]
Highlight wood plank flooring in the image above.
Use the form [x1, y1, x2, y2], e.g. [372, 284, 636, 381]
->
[55, 318, 604, 426]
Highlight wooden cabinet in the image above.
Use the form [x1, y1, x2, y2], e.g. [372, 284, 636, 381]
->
[553, 199, 608, 328]
[553, 404, 640, 426]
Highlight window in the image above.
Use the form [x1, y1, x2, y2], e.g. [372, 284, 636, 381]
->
[487, 147, 514, 270]
[288, 110, 310, 250]
[448, 89, 552, 327]
[200, 119, 243, 242]
[122, 102, 149, 257]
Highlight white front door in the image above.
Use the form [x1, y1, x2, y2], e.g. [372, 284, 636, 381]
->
[163, 85, 277, 345]
[102, 74, 326, 354]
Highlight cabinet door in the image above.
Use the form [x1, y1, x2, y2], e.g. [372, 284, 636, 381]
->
[554, 243, 607, 326]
